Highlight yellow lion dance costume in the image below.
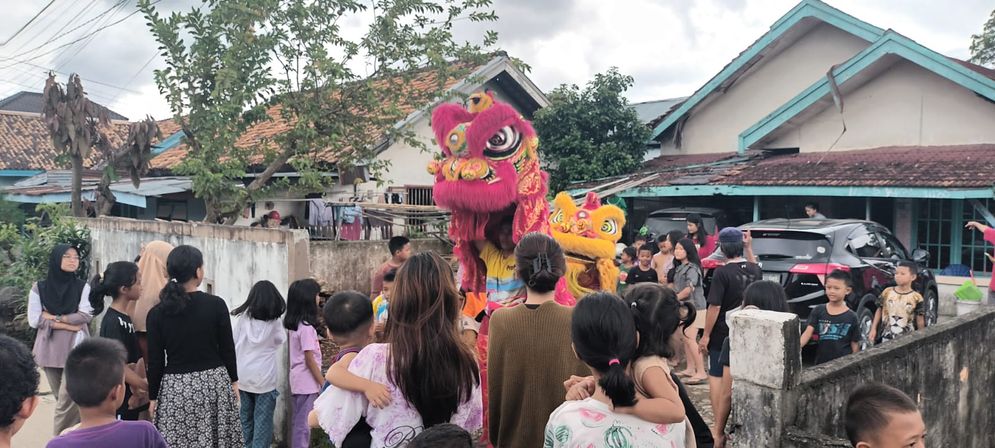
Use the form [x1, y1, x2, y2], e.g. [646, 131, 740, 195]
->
[550, 191, 626, 298]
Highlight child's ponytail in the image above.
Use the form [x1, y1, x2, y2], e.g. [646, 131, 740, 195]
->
[599, 357, 638, 408]
[88, 273, 108, 316]
[571, 292, 639, 408]
[158, 245, 204, 316]
[87, 261, 140, 316]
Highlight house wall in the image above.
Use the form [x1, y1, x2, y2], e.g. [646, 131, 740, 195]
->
[672, 23, 869, 155]
[767, 60, 995, 151]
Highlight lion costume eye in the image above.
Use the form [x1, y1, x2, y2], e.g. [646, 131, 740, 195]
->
[600, 219, 619, 235]
[484, 126, 521, 160]
[550, 209, 564, 224]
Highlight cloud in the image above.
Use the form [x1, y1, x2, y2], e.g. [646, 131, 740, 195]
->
[0, 0, 991, 122]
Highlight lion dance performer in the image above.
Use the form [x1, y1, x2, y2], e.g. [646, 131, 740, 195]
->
[428, 91, 572, 443]
[549, 191, 626, 297]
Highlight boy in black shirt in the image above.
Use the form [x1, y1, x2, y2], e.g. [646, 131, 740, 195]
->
[626, 246, 659, 285]
[801, 270, 860, 364]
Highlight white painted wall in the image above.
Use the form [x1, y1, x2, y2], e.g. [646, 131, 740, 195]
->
[672, 23, 870, 155]
[765, 60, 995, 151]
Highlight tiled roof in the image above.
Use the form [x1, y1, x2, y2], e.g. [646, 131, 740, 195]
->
[0, 111, 131, 171]
[0, 91, 128, 121]
[723, 145, 995, 188]
[149, 61, 486, 171]
[949, 57, 995, 83]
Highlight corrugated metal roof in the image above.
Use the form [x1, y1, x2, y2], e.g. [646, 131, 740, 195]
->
[628, 97, 687, 124]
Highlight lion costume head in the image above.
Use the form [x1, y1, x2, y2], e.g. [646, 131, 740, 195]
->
[550, 191, 626, 297]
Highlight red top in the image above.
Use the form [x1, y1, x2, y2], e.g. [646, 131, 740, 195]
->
[697, 234, 718, 260]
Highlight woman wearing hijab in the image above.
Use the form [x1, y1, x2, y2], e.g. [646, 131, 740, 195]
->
[27, 244, 94, 435]
[129, 241, 174, 361]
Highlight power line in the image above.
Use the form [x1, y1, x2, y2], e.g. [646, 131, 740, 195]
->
[0, 2, 149, 71]
[0, 58, 142, 94]
[0, 0, 60, 46]
[55, 0, 131, 72]
[0, 0, 129, 62]
[109, 51, 157, 102]
[10, 0, 99, 55]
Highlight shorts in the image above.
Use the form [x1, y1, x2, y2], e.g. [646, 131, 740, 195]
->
[708, 349, 724, 377]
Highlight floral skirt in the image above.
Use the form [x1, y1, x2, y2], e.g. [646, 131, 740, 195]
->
[155, 366, 243, 448]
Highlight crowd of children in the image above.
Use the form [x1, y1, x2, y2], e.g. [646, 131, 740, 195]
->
[0, 220, 939, 448]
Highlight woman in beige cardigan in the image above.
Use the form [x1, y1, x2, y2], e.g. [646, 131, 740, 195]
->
[128, 240, 173, 361]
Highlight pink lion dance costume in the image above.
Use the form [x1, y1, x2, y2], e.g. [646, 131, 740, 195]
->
[428, 92, 573, 442]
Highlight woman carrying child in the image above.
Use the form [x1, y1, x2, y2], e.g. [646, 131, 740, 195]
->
[232, 280, 287, 448]
[313, 251, 481, 446]
[546, 291, 688, 446]
[673, 238, 708, 384]
[487, 233, 589, 447]
[146, 245, 241, 447]
[89, 261, 149, 421]
[284, 279, 324, 448]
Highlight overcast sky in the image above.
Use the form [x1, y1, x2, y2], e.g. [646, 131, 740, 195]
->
[0, 0, 991, 121]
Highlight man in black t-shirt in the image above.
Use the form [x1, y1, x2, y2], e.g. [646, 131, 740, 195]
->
[699, 227, 761, 442]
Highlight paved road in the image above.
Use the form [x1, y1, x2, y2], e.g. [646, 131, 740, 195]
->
[12, 368, 56, 448]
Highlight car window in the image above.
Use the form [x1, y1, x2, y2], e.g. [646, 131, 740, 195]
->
[846, 225, 883, 258]
[876, 230, 909, 260]
[750, 230, 832, 261]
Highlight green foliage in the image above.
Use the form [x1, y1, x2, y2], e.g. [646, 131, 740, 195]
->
[0, 195, 26, 227]
[970, 9, 995, 66]
[140, 0, 499, 223]
[533, 68, 651, 193]
[0, 203, 92, 292]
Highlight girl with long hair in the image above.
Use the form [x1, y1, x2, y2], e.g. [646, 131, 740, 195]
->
[28, 244, 93, 434]
[284, 278, 323, 448]
[487, 233, 589, 447]
[313, 251, 481, 447]
[546, 292, 687, 446]
[90, 261, 148, 420]
[146, 245, 241, 447]
[129, 240, 174, 361]
[233, 280, 287, 448]
[674, 238, 708, 383]
[686, 214, 717, 259]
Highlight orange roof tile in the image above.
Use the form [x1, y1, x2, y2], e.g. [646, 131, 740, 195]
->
[0, 111, 131, 171]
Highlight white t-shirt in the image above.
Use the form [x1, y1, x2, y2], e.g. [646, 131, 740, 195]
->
[232, 314, 287, 394]
[544, 397, 686, 447]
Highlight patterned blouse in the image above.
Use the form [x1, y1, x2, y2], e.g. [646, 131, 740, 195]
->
[313, 343, 482, 447]
[544, 397, 687, 448]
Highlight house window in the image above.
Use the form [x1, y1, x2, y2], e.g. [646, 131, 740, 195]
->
[915, 199, 952, 271]
[156, 200, 189, 221]
[962, 199, 995, 273]
[406, 187, 434, 206]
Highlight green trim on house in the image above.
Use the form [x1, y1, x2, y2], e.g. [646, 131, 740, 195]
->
[0, 170, 43, 177]
[618, 184, 995, 199]
[648, 0, 884, 141]
[739, 30, 995, 151]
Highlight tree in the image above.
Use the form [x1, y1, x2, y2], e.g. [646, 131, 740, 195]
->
[41, 74, 160, 217]
[533, 68, 651, 194]
[140, 0, 498, 223]
[970, 8, 995, 66]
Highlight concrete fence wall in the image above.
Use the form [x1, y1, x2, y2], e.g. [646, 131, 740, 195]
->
[310, 238, 452, 296]
[730, 307, 995, 448]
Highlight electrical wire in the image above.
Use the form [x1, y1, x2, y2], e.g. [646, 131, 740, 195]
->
[55, 0, 131, 71]
[0, 0, 60, 46]
[0, 0, 130, 63]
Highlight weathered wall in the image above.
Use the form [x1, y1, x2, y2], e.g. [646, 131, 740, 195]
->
[732, 307, 995, 448]
[310, 238, 452, 295]
[788, 307, 995, 448]
[82, 218, 310, 446]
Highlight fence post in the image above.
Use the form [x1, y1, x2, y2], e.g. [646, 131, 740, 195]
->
[729, 309, 802, 447]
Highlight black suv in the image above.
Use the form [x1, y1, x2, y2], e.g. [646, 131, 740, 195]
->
[739, 219, 938, 346]
[643, 207, 724, 238]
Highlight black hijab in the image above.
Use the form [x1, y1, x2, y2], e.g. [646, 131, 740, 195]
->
[38, 244, 86, 315]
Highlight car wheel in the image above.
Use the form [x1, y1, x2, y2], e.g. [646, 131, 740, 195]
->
[856, 304, 874, 351]
[923, 288, 939, 327]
